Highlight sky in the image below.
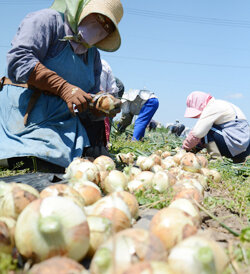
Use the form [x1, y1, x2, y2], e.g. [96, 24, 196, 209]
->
[0, 0, 250, 129]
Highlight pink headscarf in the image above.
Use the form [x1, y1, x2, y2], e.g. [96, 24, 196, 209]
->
[184, 91, 213, 118]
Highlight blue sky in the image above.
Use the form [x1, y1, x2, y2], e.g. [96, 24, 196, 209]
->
[0, 0, 249, 128]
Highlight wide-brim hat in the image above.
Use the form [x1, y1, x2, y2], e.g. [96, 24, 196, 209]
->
[79, 0, 123, 52]
[51, 0, 123, 52]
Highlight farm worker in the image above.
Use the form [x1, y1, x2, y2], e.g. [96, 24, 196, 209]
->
[0, 0, 124, 170]
[100, 59, 122, 145]
[182, 91, 250, 163]
[117, 89, 159, 140]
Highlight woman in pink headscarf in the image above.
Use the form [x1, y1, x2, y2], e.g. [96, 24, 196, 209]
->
[182, 91, 250, 163]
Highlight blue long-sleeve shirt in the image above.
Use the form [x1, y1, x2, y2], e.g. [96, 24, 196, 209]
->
[7, 8, 101, 92]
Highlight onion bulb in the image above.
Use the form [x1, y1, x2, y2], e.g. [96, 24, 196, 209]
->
[134, 171, 154, 187]
[161, 151, 171, 159]
[29, 256, 89, 274]
[180, 153, 202, 173]
[85, 195, 132, 232]
[173, 179, 204, 196]
[127, 180, 145, 192]
[93, 155, 116, 172]
[168, 198, 201, 224]
[178, 172, 208, 189]
[173, 188, 203, 203]
[173, 149, 186, 165]
[64, 158, 100, 185]
[86, 216, 113, 258]
[15, 196, 90, 262]
[123, 166, 141, 181]
[168, 235, 228, 274]
[110, 191, 139, 220]
[136, 156, 155, 171]
[152, 171, 171, 193]
[149, 153, 162, 166]
[102, 170, 128, 194]
[151, 164, 163, 173]
[90, 228, 167, 274]
[0, 181, 39, 219]
[116, 152, 136, 165]
[200, 168, 221, 184]
[196, 155, 208, 168]
[123, 261, 174, 274]
[0, 217, 16, 254]
[161, 157, 177, 170]
[40, 184, 85, 209]
[68, 180, 102, 206]
[150, 207, 198, 250]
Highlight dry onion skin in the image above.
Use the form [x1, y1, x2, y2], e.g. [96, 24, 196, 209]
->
[102, 170, 128, 194]
[122, 261, 175, 274]
[90, 228, 167, 274]
[151, 164, 164, 173]
[63, 158, 100, 185]
[173, 188, 203, 203]
[168, 235, 228, 274]
[200, 168, 222, 184]
[85, 195, 132, 232]
[40, 184, 85, 209]
[149, 153, 162, 166]
[180, 153, 202, 173]
[152, 171, 171, 193]
[110, 191, 139, 220]
[161, 157, 178, 170]
[86, 216, 113, 258]
[196, 155, 208, 168]
[68, 180, 102, 206]
[150, 207, 198, 250]
[178, 171, 208, 189]
[93, 155, 116, 172]
[116, 152, 136, 165]
[15, 196, 90, 262]
[0, 217, 16, 254]
[29, 256, 89, 274]
[173, 179, 204, 196]
[136, 156, 155, 171]
[168, 198, 201, 224]
[161, 150, 171, 159]
[173, 149, 187, 165]
[0, 181, 39, 219]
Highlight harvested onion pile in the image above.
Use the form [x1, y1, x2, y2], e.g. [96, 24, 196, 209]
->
[0, 150, 228, 273]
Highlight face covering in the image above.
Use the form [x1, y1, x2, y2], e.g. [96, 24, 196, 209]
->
[64, 14, 109, 55]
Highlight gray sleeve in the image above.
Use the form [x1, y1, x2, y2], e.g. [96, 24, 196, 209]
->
[7, 9, 65, 83]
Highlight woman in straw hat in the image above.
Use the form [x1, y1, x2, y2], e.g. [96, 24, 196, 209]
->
[182, 91, 250, 163]
[0, 0, 123, 171]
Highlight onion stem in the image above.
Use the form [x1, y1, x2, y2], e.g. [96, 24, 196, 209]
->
[192, 200, 240, 237]
[39, 216, 61, 234]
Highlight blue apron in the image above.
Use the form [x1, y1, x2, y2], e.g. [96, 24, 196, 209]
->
[0, 44, 96, 167]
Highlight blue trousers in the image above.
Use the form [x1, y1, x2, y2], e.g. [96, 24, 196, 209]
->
[133, 98, 159, 140]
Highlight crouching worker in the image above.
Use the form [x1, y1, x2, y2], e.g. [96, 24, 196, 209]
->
[117, 89, 159, 140]
[182, 91, 250, 163]
[0, 0, 123, 170]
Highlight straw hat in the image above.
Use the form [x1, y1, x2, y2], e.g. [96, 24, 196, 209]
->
[79, 0, 123, 52]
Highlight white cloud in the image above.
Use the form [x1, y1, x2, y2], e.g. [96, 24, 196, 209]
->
[228, 93, 243, 99]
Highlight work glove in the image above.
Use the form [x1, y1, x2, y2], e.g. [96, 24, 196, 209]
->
[27, 62, 92, 115]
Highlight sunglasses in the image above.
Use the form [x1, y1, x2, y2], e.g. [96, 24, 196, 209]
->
[96, 14, 116, 34]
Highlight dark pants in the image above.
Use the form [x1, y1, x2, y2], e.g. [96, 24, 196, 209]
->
[80, 118, 110, 159]
[206, 125, 250, 162]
